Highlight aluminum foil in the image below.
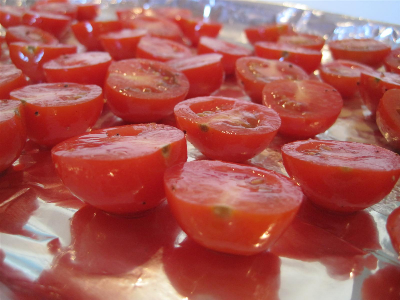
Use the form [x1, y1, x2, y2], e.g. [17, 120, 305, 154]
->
[1, 1, 400, 299]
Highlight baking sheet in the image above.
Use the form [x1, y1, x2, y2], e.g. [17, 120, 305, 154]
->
[1, 0, 400, 299]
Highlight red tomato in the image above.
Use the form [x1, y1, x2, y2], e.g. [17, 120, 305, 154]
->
[387, 206, 400, 257]
[136, 36, 193, 62]
[10, 83, 104, 147]
[0, 64, 27, 99]
[0, 100, 26, 173]
[281, 140, 400, 213]
[71, 20, 123, 51]
[319, 59, 374, 98]
[235, 56, 309, 103]
[359, 70, 400, 115]
[164, 160, 304, 255]
[384, 48, 400, 74]
[254, 41, 322, 73]
[116, 7, 154, 22]
[174, 96, 281, 162]
[262, 80, 343, 138]
[100, 28, 147, 61]
[5, 25, 58, 45]
[376, 89, 400, 150]
[51, 124, 187, 215]
[361, 265, 400, 300]
[167, 53, 224, 98]
[278, 33, 325, 51]
[76, 3, 99, 21]
[0, 6, 25, 29]
[180, 16, 222, 46]
[9, 42, 77, 83]
[22, 10, 71, 39]
[244, 23, 291, 44]
[153, 7, 192, 24]
[43, 51, 112, 86]
[104, 58, 189, 123]
[328, 38, 391, 68]
[197, 37, 252, 75]
[32, 2, 77, 20]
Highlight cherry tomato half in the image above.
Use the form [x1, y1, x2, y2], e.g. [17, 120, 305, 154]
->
[244, 23, 291, 44]
[10, 83, 104, 147]
[76, 3, 99, 21]
[180, 17, 222, 46]
[52, 124, 187, 215]
[262, 80, 343, 138]
[5, 25, 58, 45]
[105, 58, 189, 123]
[387, 206, 400, 257]
[278, 33, 325, 51]
[281, 140, 400, 213]
[164, 160, 304, 255]
[174, 96, 281, 162]
[376, 89, 400, 150]
[22, 10, 71, 39]
[32, 2, 77, 20]
[384, 48, 400, 75]
[361, 264, 400, 300]
[0, 64, 27, 99]
[0, 6, 25, 29]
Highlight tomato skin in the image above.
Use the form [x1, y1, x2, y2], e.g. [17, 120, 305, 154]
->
[105, 58, 189, 123]
[52, 124, 187, 215]
[361, 265, 400, 300]
[384, 48, 400, 75]
[319, 59, 374, 98]
[100, 28, 147, 61]
[5, 25, 58, 45]
[22, 10, 71, 39]
[197, 37, 252, 75]
[244, 23, 291, 44]
[76, 3, 99, 21]
[328, 38, 391, 68]
[43, 51, 112, 86]
[0, 100, 26, 173]
[180, 17, 222, 46]
[235, 56, 309, 104]
[387, 206, 400, 257]
[262, 80, 343, 138]
[0, 64, 27, 99]
[0, 6, 25, 29]
[167, 53, 224, 98]
[278, 33, 325, 51]
[376, 89, 400, 150]
[32, 2, 78, 20]
[9, 42, 77, 83]
[281, 140, 400, 213]
[164, 160, 304, 255]
[10, 83, 104, 147]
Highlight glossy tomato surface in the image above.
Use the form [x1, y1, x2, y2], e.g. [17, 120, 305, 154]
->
[164, 160, 304, 255]
[22, 10, 71, 39]
[10, 83, 104, 147]
[262, 80, 343, 138]
[0, 64, 27, 99]
[278, 33, 325, 51]
[361, 264, 400, 300]
[0, 6, 25, 28]
[174, 96, 281, 162]
[31, 2, 77, 20]
[281, 140, 400, 213]
[5, 25, 58, 45]
[387, 206, 400, 257]
[235, 56, 309, 103]
[245, 23, 291, 44]
[105, 58, 189, 123]
[384, 48, 400, 74]
[52, 124, 187, 215]
[0, 100, 26, 173]
[76, 3, 99, 21]
[180, 16, 222, 46]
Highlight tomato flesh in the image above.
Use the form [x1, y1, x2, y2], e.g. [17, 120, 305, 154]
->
[281, 140, 400, 213]
[245, 23, 291, 44]
[22, 10, 71, 39]
[52, 124, 187, 215]
[387, 206, 400, 257]
[0, 64, 27, 99]
[5, 25, 58, 45]
[278, 33, 325, 51]
[180, 17, 222, 46]
[76, 3, 99, 21]
[0, 6, 25, 28]
[164, 160, 304, 255]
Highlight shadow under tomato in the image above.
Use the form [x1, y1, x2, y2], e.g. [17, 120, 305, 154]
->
[361, 263, 400, 300]
[163, 237, 281, 300]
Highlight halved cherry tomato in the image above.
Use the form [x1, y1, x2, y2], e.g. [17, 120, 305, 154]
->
[52, 124, 187, 215]
[361, 264, 400, 300]
[9, 42, 77, 83]
[76, 3, 99, 21]
[180, 16, 222, 46]
[0, 6, 25, 29]
[0, 100, 26, 173]
[153, 7, 192, 24]
[10, 83, 104, 147]
[116, 7, 154, 22]
[244, 23, 291, 44]
[136, 36, 192, 62]
[0, 64, 27, 99]
[71, 20, 123, 51]
[255, 41, 322, 73]
[278, 33, 325, 51]
[32, 2, 77, 20]
[104, 58, 189, 123]
[197, 37, 252, 75]
[328, 38, 391, 68]
[167, 53, 224, 98]
[174, 96, 281, 162]
[164, 160, 304, 255]
[43, 51, 112, 86]
[100, 28, 147, 61]
[387, 206, 400, 257]
[384, 48, 400, 74]
[376, 89, 400, 150]
[359, 70, 400, 114]
[262, 80, 343, 138]
[281, 139, 400, 213]
[5, 25, 58, 45]
[235, 56, 309, 103]
[22, 10, 71, 39]
[319, 59, 374, 98]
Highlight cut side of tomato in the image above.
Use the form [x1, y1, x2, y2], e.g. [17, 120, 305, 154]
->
[32, 2, 77, 20]
[180, 16, 222, 46]
[164, 160, 304, 255]
[281, 139, 400, 213]
[0, 64, 27, 99]
[387, 206, 400, 257]
[244, 23, 291, 44]
[22, 10, 71, 39]
[10, 83, 104, 147]
[5, 25, 58, 45]
[174, 96, 281, 162]
[51, 124, 187, 215]
[384, 48, 400, 75]
[0, 6, 25, 28]
[278, 33, 325, 51]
